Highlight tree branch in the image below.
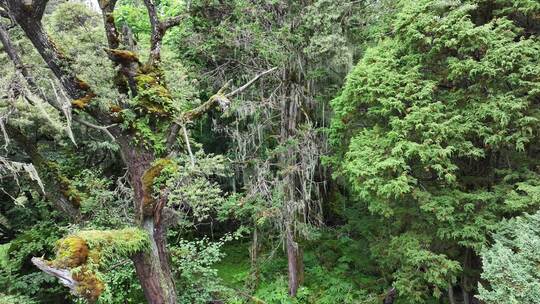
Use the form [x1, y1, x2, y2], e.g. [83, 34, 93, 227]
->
[5, 124, 81, 219]
[142, 0, 184, 64]
[161, 15, 185, 31]
[32, 0, 49, 20]
[6, 0, 113, 125]
[31, 257, 79, 295]
[98, 0, 120, 49]
[0, 22, 39, 93]
[0, 24, 117, 144]
[165, 67, 277, 151]
[75, 118, 117, 142]
[226, 67, 277, 98]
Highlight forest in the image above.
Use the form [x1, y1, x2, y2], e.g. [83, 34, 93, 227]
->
[0, 0, 538, 303]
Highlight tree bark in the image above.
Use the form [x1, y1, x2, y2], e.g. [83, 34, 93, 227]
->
[286, 224, 302, 297]
[383, 287, 396, 304]
[280, 91, 304, 297]
[119, 141, 177, 304]
[448, 283, 457, 304]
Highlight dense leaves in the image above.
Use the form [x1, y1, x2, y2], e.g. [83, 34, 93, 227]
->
[1, 0, 539, 303]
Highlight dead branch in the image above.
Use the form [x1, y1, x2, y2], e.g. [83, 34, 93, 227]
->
[226, 67, 277, 98]
[31, 257, 79, 295]
[165, 67, 276, 151]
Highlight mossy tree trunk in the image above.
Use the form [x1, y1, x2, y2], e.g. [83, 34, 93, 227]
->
[3, 1, 181, 302]
[3, 1, 272, 302]
[118, 141, 177, 303]
[0, 23, 81, 220]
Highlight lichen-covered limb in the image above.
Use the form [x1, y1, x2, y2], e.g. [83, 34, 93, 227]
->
[32, 228, 148, 302]
[166, 67, 277, 151]
[182, 67, 277, 122]
[5, 125, 81, 219]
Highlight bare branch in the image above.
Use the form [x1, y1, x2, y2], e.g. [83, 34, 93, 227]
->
[31, 257, 79, 295]
[181, 124, 195, 166]
[160, 15, 185, 31]
[75, 118, 117, 142]
[165, 68, 277, 151]
[226, 67, 277, 97]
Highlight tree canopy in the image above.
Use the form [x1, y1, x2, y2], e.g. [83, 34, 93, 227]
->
[0, 0, 539, 303]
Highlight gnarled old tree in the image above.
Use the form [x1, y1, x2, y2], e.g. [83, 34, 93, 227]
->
[0, 0, 273, 303]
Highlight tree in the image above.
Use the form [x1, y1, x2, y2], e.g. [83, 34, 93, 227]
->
[0, 0, 272, 302]
[478, 211, 540, 304]
[172, 0, 370, 296]
[330, 0, 540, 302]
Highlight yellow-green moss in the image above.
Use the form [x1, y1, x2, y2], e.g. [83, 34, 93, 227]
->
[73, 267, 105, 303]
[109, 104, 123, 113]
[134, 68, 174, 116]
[141, 158, 173, 215]
[72, 92, 96, 109]
[51, 236, 88, 268]
[104, 48, 140, 64]
[47, 228, 148, 302]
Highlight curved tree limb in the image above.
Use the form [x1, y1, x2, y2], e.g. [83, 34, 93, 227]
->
[5, 0, 113, 125]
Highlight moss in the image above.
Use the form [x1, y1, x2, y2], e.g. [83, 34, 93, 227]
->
[134, 68, 174, 116]
[74, 77, 91, 91]
[52, 236, 88, 268]
[73, 267, 105, 303]
[44, 161, 83, 207]
[141, 158, 173, 215]
[109, 104, 123, 113]
[46, 228, 148, 302]
[72, 92, 96, 109]
[104, 48, 140, 64]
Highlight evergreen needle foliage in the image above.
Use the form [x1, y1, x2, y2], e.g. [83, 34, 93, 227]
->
[0, 0, 538, 303]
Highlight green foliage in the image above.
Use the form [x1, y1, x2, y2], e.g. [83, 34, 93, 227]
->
[377, 233, 461, 301]
[330, 0, 540, 301]
[170, 235, 233, 303]
[478, 211, 540, 304]
[48, 2, 99, 32]
[0, 206, 69, 303]
[3, 0, 540, 303]
[0, 293, 37, 304]
[160, 151, 230, 225]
